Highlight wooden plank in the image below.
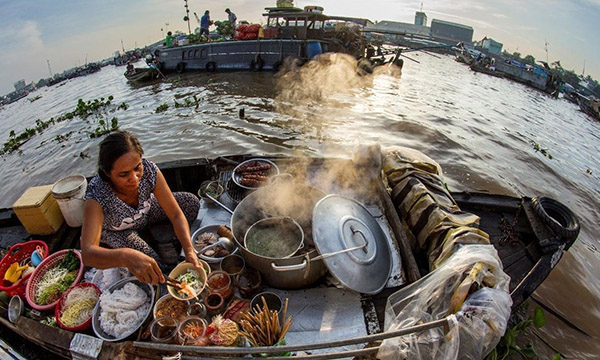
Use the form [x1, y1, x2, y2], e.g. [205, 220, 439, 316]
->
[375, 178, 421, 283]
[0, 316, 72, 358]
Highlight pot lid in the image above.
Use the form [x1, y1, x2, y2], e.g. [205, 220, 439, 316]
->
[312, 195, 391, 294]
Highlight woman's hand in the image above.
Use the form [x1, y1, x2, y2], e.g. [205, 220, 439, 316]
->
[184, 248, 205, 274]
[125, 249, 165, 285]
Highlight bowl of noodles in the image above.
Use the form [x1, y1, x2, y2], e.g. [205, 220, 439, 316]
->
[167, 262, 207, 301]
[25, 249, 84, 311]
[92, 277, 155, 342]
[55, 282, 101, 332]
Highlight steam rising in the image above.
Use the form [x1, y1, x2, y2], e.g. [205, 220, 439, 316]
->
[235, 144, 383, 241]
[274, 53, 402, 118]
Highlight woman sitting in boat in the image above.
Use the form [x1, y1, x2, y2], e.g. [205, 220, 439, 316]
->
[80, 131, 202, 284]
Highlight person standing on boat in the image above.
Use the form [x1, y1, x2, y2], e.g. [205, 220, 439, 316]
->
[200, 10, 212, 38]
[225, 8, 237, 27]
[165, 31, 174, 47]
[80, 131, 202, 285]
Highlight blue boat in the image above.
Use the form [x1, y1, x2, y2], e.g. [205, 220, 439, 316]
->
[157, 6, 370, 73]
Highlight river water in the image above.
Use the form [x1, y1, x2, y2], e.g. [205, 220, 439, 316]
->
[1, 53, 599, 358]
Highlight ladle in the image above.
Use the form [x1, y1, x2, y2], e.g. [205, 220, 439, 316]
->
[198, 237, 236, 255]
[205, 193, 233, 215]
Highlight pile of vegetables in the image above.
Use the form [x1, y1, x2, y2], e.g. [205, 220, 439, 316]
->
[234, 24, 262, 40]
[35, 250, 80, 305]
[188, 33, 209, 44]
[214, 21, 235, 37]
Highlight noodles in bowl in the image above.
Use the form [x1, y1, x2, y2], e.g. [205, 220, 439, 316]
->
[55, 283, 100, 331]
[92, 277, 154, 341]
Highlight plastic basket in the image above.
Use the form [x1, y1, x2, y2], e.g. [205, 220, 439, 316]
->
[55, 282, 101, 332]
[0, 240, 48, 299]
[25, 249, 84, 311]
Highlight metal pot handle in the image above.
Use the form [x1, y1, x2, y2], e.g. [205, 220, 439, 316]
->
[270, 259, 308, 272]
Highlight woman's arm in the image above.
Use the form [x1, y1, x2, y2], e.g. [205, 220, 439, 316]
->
[80, 199, 164, 284]
[153, 169, 203, 270]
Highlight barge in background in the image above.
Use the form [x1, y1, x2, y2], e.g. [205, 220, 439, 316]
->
[157, 6, 370, 73]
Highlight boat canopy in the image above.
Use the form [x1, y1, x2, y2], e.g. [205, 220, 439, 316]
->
[262, 7, 369, 40]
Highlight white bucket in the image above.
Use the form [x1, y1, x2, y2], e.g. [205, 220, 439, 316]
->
[51, 174, 88, 227]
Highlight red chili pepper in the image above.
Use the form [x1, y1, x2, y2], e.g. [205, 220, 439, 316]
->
[205, 325, 215, 335]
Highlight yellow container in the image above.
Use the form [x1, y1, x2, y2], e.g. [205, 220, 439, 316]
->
[12, 185, 64, 235]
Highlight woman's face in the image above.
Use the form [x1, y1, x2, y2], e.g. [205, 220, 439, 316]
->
[109, 150, 143, 193]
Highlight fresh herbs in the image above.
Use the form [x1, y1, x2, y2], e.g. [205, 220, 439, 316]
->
[35, 251, 80, 305]
[35, 269, 77, 305]
[58, 250, 80, 271]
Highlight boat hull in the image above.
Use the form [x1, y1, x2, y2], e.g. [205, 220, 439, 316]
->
[157, 39, 325, 72]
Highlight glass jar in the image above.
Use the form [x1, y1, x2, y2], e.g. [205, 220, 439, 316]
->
[150, 316, 179, 344]
[206, 270, 233, 300]
[236, 267, 262, 298]
[178, 316, 208, 345]
[187, 301, 207, 319]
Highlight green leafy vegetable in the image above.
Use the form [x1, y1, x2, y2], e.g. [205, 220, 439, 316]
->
[58, 250, 80, 272]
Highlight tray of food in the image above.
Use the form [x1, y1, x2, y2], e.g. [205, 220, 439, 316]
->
[231, 158, 279, 190]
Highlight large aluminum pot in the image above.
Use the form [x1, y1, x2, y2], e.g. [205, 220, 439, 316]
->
[230, 179, 327, 289]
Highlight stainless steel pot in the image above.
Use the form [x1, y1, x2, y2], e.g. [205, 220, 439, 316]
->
[230, 179, 327, 289]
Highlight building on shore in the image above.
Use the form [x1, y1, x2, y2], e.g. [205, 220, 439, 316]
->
[430, 19, 473, 45]
[415, 11, 427, 26]
[475, 37, 503, 55]
[366, 20, 430, 39]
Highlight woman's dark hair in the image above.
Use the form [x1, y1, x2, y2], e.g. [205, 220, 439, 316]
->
[98, 131, 144, 182]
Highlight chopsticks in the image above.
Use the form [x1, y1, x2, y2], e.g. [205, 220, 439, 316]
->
[164, 275, 183, 288]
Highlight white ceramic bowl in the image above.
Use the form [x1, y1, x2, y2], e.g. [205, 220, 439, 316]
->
[167, 262, 208, 301]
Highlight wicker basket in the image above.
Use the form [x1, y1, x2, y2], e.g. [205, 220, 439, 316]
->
[55, 282, 101, 332]
[25, 249, 84, 311]
[0, 240, 48, 299]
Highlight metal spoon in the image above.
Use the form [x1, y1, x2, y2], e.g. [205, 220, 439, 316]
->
[198, 237, 235, 255]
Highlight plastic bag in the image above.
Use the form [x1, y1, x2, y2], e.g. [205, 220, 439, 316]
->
[378, 245, 512, 360]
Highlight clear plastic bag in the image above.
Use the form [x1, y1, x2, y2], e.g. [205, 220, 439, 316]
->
[378, 245, 512, 360]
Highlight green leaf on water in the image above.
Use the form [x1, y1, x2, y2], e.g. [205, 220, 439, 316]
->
[533, 306, 546, 328]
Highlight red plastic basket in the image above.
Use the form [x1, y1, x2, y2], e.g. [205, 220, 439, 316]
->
[55, 282, 101, 332]
[25, 249, 84, 311]
[0, 240, 48, 299]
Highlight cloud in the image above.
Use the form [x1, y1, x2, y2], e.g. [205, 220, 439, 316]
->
[18, 21, 44, 49]
[492, 13, 508, 19]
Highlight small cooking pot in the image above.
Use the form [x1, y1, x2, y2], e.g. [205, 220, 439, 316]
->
[230, 179, 327, 289]
[244, 216, 304, 259]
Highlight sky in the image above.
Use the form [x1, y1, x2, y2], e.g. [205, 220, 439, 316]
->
[1, 0, 598, 95]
